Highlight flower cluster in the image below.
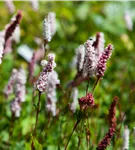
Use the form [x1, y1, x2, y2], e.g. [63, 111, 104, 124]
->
[73, 32, 113, 78]
[78, 93, 94, 110]
[4, 68, 26, 117]
[43, 12, 56, 43]
[36, 53, 56, 93]
[122, 126, 130, 150]
[36, 53, 60, 116]
[96, 96, 118, 150]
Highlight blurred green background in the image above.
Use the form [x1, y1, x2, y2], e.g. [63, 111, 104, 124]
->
[0, 1, 135, 150]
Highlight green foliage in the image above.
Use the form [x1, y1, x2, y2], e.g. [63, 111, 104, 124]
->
[0, 1, 135, 150]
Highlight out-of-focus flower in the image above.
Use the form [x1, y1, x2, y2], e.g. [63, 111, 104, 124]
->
[76, 45, 85, 72]
[0, 12, 22, 62]
[45, 71, 60, 116]
[46, 99, 57, 116]
[4, 69, 18, 97]
[48, 12, 57, 36]
[78, 93, 94, 110]
[16, 68, 26, 85]
[70, 87, 79, 113]
[4, 10, 22, 44]
[124, 11, 133, 31]
[96, 44, 113, 77]
[36, 53, 56, 93]
[10, 99, 21, 117]
[31, 0, 39, 11]
[83, 40, 97, 76]
[15, 68, 26, 102]
[4, 68, 26, 117]
[43, 17, 52, 43]
[15, 84, 26, 102]
[43, 12, 57, 43]
[5, 0, 15, 14]
[122, 126, 130, 150]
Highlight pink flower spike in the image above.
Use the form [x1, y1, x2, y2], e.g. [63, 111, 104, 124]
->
[96, 44, 113, 77]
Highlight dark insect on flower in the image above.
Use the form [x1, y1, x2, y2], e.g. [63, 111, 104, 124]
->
[78, 93, 94, 110]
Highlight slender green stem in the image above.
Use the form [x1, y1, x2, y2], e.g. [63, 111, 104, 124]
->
[86, 77, 90, 95]
[77, 137, 82, 150]
[34, 91, 41, 136]
[92, 77, 100, 93]
[64, 119, 81, 150]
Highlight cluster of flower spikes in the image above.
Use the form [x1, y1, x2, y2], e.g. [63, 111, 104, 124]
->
[36, 53, 56, 93]
[96, 96, 118, 150]
[82, 32, 113, 78]
[78, 93, 94, 110]
[4, 68, 26, 117]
